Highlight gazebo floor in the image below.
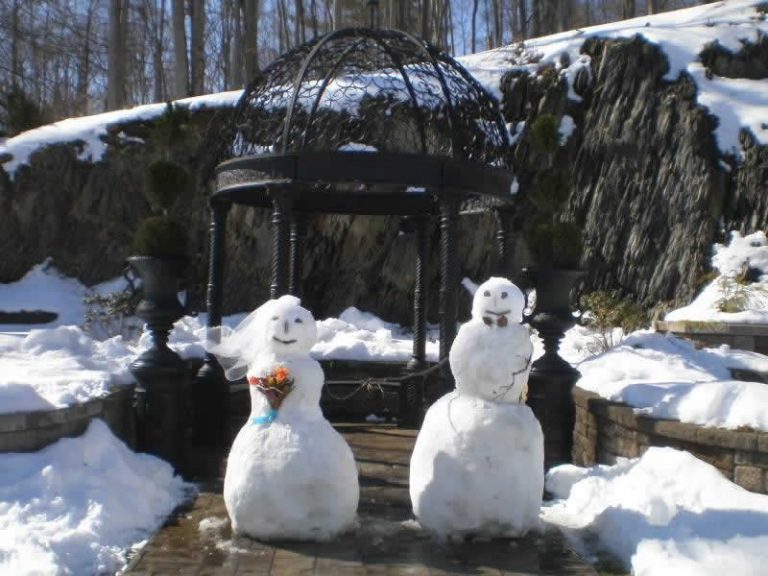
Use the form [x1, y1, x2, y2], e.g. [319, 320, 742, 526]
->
[125, 424, 598, 576]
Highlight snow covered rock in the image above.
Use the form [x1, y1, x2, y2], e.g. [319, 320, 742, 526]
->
[217, 296, 359, 541]
[410, 277, 543, 538]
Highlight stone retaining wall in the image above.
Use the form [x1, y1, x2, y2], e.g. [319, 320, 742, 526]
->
[0, 385, 136, 452]
[573, 387, 768, 494]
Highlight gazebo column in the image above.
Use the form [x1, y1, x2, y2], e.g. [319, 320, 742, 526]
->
[194, 201, 230, 446]
[270, 192, 293, 298]
[289, 212, 307, 297]
[402, 216, 432, 425]
[437, 196, 459, 398]
[494, 206, 515, 277]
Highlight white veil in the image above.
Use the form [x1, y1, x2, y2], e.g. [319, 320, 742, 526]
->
[206, 295, 301, 381]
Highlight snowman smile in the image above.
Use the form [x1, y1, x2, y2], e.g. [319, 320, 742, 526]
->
[484, 310, 510, 316]
[272, 336, 298, 345]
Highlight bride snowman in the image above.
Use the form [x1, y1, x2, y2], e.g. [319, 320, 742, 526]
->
[209, 295, 359, 541]
[409, 276, 544, 539]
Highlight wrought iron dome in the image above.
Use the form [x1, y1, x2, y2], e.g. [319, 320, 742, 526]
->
[215, 27, 514, 214]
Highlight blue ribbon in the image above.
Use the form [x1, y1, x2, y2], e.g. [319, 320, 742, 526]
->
[250, 409, 278, 426]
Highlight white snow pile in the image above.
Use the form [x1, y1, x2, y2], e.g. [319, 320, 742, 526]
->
[313, 306, 439, 362]
[0, 91, 241, 175]
[0, 419, 189, 576]
[461, 0, 768, 156]
[0, 327, 135, 413]
[543, 447, 768, 576]
[666, 230, 768, 324]
[0, 258, 128, 332]
[577, 329, 768, 431]
[0, 261, 441, 413]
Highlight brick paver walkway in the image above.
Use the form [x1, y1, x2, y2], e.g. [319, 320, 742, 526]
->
[126, 424, 597, 575]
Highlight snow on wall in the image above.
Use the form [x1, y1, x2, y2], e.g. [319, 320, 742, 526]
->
[460, 0, 768, 157]
[666, 230, 768, 323]
[0, 91, 242, 176]
[2, 2, 767, 176]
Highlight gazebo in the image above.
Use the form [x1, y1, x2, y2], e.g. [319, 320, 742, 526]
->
[194, 26, 517, 442]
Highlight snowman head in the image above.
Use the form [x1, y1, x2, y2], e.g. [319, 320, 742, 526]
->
[471, 277, 525, 327]
[260, 295, 317, 358]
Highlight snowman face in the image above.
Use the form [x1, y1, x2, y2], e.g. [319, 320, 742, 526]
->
[471, 277, 525, 326]
[261, 296, 317, 358]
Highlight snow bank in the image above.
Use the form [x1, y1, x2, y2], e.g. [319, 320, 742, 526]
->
[0, 326, 134, 413]
[667, 231, 768, 323]
[0, 91, 241, 175]
[313, 306, 440, 362]
[461, 0, 768, 156]
[0, 419, 189, 576]
[0, 259, 127, 331]
[543, 447, 768, 576]
[577, 330, 768, 431]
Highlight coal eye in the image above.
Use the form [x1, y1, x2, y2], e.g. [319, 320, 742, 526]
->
[271, 316, 279, 321]
[483, 290, 490, 297]
[501, 292, 508, 299]
[295, 318, 303, 324]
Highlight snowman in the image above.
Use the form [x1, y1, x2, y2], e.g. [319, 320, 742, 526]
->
[409, 277, 543, 539]
[210, 295, 359, 541]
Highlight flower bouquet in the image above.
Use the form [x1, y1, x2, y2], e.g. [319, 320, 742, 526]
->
[248, 366, 294, 410]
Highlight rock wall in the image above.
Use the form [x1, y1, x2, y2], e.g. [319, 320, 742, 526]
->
[1, 34, 767, 322]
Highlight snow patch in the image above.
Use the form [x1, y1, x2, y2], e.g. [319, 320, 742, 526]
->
[543, 447, 768, 576]
[0, 419, 190, 575]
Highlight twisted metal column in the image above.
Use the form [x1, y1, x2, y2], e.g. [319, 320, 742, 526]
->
[271, 192, 293, 298]
[402, 216, 432, 425]
[289, 213, 307, 297]
[194, 201, 231, 446]
[409, 216, 431, 370]
[494, 207, 515, 277]
[437, 196, 459, 397]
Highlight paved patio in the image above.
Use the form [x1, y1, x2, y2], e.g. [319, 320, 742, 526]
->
[125, 424, 598, 575]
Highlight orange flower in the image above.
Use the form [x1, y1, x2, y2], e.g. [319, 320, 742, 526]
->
[273, 366, 290, 384]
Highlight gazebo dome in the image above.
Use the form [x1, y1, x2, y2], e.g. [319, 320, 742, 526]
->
[215, 27, 513, 213]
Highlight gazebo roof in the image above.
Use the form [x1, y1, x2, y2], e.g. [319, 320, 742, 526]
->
[214, 27, 514, 215]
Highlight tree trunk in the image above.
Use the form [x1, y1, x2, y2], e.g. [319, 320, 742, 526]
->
[77, 0, 95, 113]
[10, 0, 21, 88]
[190, 0, 205, 95]
[243, 0, 259, 82]
[294, 0, 305, 44]
[517, 0, 527, 40]
[623, 0, 635, 19]
[172, 0, 189, 98]
[333, 0, 342, 30]
[471, 0, 479, 53]
[107, 0, 126, 110]
[421, 0, 431, 42]
[647, 0, 656, 15]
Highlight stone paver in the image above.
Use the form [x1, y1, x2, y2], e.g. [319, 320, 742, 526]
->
[125, 424, 598, 576]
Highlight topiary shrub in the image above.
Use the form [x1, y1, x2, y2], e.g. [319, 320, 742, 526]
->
[133, 215, 188, 257]
[524, 113, 582, 268]
[143, 160, 193, 212]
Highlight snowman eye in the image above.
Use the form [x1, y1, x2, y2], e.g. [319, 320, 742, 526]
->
[483, 290, 490, 297]
[501, 292, 508, 299]
[271, 316, 279, 321]
[295, 318, 303, 324]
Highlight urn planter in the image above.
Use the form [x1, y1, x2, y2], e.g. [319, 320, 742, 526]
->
[523, 266, 584, 470]
[128, 255, 189, 471]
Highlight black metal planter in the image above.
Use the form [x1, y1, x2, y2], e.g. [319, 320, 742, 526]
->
[524, 266, 584, 471]
[128, 255, 189, 472]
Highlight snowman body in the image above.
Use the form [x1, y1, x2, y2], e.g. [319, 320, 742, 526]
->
[222, 297, 359, 541]
[409, 278, 544, 538]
